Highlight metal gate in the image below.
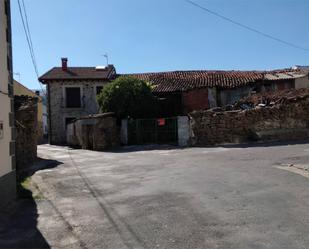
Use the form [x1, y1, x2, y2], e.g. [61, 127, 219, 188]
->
[128, 117, 178, 145]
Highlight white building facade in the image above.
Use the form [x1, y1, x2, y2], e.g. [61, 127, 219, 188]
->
[0, 0, 16, 207]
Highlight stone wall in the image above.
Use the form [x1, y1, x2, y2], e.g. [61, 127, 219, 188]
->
[15, 96, 38, 171]
[48, 80, 109, 145]
[67, 113, 119, 151]
[190, 95, 309, 145]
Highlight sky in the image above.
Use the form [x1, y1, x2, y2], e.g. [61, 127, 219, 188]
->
[11, 0, 309, 90]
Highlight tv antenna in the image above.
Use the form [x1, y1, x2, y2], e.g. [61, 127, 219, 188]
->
[102, 53, 109, 66]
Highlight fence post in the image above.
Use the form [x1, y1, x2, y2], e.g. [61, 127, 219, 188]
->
[121, 119, 128, 145]
[177, 116, 190, 146]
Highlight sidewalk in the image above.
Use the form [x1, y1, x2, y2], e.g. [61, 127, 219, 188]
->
[0, 158, 84, 249]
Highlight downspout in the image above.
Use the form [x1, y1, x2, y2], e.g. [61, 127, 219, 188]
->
[47, 82, 53, 144]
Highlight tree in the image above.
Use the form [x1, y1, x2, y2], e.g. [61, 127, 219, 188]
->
[97, 76, 158, 119]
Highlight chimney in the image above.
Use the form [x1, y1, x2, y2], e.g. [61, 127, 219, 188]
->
[61, 57, 68, 71]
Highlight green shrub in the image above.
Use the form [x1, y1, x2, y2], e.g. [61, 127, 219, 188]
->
[97, 76, 158, 119]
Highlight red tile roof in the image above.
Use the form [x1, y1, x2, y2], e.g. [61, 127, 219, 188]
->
[127, 70, 265, 92]
[39, 65, 305, 93]
[39, 65, 116, 83]
[127, 69, 306, 93]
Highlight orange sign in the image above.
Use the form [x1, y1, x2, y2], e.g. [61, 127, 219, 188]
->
[158, 118, 165, 126]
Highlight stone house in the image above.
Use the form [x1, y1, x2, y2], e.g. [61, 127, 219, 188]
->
[0, 0, 16, 208]
[39, 58, 116, 144]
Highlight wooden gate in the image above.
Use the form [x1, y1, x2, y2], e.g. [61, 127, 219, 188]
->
[128, 117, 178, 145]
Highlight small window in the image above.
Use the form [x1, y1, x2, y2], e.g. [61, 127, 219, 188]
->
[65, 87, 81, 108]
[96, 86, 103, 95]
[0, 121, 3, 139]
[7, 55, 11, 72]
[6, 28, 9, 42]
[4, 1, 8, 16]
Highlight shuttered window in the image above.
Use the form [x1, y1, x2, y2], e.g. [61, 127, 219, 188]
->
[66, 87, 81, 108]
[96, 86, 103, 95]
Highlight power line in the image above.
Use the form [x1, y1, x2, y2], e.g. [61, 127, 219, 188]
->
[17, 0, 37, 76]
[17, 0, 46, 96]
[21, 0, 38, 75]
[185, 0, 309, 53]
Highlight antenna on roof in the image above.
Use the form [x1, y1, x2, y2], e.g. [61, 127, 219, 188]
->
[102, 53, 109, 66]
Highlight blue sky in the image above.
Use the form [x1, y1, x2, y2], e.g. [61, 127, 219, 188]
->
[11, 0, 309, 90]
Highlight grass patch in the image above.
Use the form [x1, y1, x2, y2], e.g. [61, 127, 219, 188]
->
[21, 177, 31, 191]
[33, 193, 44, 200]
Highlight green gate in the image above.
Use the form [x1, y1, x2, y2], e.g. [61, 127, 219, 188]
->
[128, 117, 178, 145]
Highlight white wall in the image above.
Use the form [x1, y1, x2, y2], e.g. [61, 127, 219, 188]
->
[42, 104, 48, 135]
[0, 97, 12, 176]
[0, 0, 12, 177]
[178, 116, 190, 146]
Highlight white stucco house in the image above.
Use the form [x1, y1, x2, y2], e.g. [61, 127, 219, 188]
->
[0, 0, 16, 208]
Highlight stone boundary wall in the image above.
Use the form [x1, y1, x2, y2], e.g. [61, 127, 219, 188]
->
[67, 113, 120, 151]
[15, 96, 38, 171]
[190, 95, 309, 145]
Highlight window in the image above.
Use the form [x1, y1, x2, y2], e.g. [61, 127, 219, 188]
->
[65, 87, 81, 108]
[0, 121, 3, 139]
[7, 55, 11, 72]
[4, 1, 8, 16]
[6, 28, 9, 42]
[96, 86, 103, 95]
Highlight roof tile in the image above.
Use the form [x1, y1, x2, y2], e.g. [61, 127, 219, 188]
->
[39, 65, 116, 83]
[127, 69, 305, 92]
[127, 71, 264, 92]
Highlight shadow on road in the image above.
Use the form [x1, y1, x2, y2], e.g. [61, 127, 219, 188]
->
[0, 157, 62, 249]
[108, 144, 184, 153]
[220, 139, 309, 149]
[100, 139, 309, 153]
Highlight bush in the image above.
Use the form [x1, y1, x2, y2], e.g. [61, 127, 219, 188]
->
[97, 76, 158, 119]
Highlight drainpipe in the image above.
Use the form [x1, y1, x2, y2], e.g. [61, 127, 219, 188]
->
[47, 83, 53, 144]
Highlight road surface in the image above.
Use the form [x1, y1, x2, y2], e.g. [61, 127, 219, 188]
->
[2, 142, 309, 249]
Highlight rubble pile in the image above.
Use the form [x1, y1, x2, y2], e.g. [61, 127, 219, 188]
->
[235, 88, 309, 110]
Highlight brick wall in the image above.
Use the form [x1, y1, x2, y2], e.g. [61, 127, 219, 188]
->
[190, 95, 309, 145]
[182, 88, 209, 113]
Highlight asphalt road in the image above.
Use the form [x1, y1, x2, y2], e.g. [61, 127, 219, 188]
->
[8, 142, 309, 248]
